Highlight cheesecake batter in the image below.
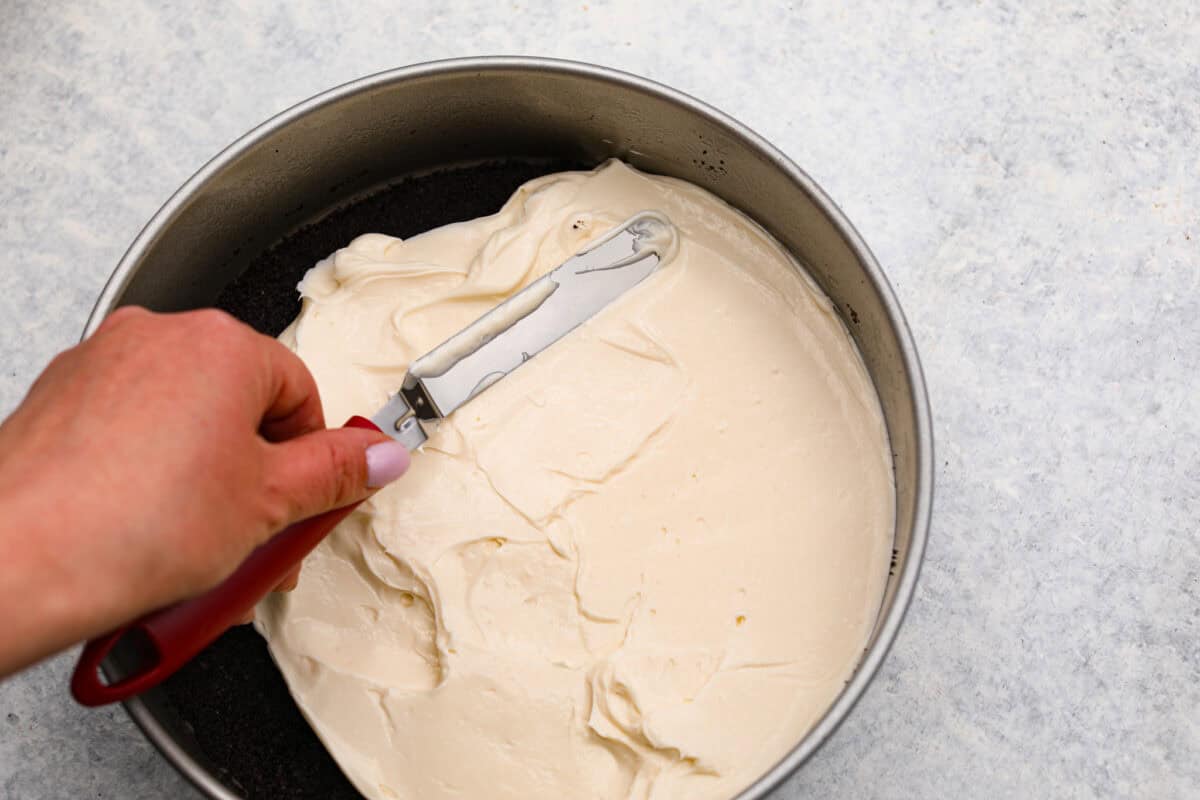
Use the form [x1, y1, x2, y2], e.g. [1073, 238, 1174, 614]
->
[256, 160, 894, 800]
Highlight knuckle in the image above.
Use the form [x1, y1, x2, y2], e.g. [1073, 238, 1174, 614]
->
[43, 349, 75, 372]
[97, 305, 147, 332]
[195, 307, 230, 326]
[321, 439, 366, 508]
[190, 308, 243, 339]
[257, 481, 297, 534]
[186, 310, 254, 370]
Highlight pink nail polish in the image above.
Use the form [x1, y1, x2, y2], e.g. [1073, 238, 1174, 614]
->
[365, 441, 411, 488]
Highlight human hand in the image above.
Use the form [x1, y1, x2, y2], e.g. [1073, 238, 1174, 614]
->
[0, 307, 410, 676]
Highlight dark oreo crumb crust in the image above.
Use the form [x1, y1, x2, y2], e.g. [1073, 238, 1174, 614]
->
[162, 159, 582, 799]
[216, 160, 581, 338]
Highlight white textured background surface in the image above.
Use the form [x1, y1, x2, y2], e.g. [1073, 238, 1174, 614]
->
[1, 1, 1197, 798]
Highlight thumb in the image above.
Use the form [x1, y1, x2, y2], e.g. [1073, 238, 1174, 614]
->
[264, 427, 411, 524]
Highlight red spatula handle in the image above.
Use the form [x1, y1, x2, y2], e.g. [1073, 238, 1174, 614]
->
[70, 416, 382, 707]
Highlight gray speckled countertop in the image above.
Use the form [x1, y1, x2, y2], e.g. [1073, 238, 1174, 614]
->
[1, 1, 1197, 798]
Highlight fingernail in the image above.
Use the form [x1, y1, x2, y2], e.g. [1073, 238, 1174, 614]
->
[366, 441, 411, 488]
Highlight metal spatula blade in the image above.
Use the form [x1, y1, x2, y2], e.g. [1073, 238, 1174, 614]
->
[373, 211, 675, 449]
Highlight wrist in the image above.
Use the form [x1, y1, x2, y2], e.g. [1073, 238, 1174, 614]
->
[0, 441, 114, 674]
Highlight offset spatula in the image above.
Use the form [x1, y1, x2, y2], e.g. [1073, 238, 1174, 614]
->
[71, 211, 675, 706]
